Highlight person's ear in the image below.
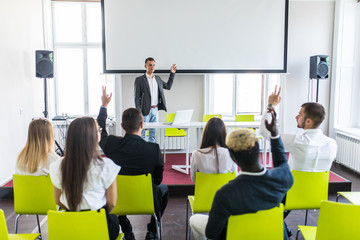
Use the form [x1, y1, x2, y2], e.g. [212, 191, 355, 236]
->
[305, 118, 313, 128]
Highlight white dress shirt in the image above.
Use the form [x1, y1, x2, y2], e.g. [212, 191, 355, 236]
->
[260, 112, 337, 172]
[190, 147, 238, 182]
[146, 73, 158, 106]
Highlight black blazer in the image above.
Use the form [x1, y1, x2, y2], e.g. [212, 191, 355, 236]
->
[134, 73, 175, 116]
[97, 107, 164, 185]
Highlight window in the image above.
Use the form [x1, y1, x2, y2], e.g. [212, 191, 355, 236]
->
[206, 73, 281, 119]
[51, 2, 115, 117]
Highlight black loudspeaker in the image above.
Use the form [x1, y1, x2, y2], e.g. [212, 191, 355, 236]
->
[36, 50, 53, 78]
[309, 55, 329, 79]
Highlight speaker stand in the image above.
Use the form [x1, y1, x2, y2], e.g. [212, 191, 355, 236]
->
[42, 77, 64, 156]
[316, 78, 320, 103]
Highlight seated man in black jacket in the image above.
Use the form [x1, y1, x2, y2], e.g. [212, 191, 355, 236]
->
[97, 86, 168, 240]
[189, 109, 294, 240]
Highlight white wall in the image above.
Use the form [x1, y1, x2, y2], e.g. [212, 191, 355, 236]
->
[0, 0, 45, 185]
[284, 1, 335, 135]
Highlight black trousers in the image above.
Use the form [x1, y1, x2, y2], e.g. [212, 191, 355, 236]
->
[103, 208, 120, 240]
[119, 183, 169, 233]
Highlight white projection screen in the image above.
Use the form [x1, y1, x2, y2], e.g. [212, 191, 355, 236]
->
[101, 0, 288, 73]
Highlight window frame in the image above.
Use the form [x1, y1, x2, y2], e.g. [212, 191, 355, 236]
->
[51, 1, 113, 117]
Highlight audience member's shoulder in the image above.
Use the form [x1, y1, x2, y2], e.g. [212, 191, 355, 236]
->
[108, 134, 124, 142]
[144, 140, 159, 146]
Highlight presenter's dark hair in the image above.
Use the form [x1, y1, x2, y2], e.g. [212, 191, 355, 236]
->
[301, 102, 325, 128]
[61, 117, 102, 211]
[122, 108, 143, 133]
[145, 57, 155, 64]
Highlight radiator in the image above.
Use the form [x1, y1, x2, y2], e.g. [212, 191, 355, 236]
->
[157, 131, 186, 150]
[335, 132, 360, 173]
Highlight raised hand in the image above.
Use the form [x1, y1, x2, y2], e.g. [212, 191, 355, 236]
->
[265, 109, 278, 137]
[101, 85, 112, 107]
[268, 85, 282, 107]
[170, 64, 177, 73]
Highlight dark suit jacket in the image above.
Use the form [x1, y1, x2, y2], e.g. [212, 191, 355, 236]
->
[134, 73, 175, 116]
[97, 107, 164, 185]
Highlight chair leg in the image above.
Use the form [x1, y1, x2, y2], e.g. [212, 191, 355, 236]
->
[304, 210, 308, 225]
[296, 229, 301, 240]
[154, 214, 161, 240]
[15, 214, 21, 233]
[186, 200, 189, 240]
[163, 137, 167, 163]
[36, 215, 42, 234]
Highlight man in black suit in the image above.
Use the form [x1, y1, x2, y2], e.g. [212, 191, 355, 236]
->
[134, 57, 177, 143]
[98, 86, 168, 240]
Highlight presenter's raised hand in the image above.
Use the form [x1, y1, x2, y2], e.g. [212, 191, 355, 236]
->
[268, 85, 282, 107]
[170, 64, 177, 73]
[101, 85, 112, 107]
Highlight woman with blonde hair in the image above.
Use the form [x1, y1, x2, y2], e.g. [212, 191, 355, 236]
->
[50, 117, 120, 240]
[16, 118, 61, 175]
[190, 117, 238, 182]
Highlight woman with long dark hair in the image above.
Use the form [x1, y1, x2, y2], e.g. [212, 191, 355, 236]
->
[50, 117, 120, 240]
[190, 117, 238, 182]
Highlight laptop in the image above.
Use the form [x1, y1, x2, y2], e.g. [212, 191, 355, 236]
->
[164, 109, 193, 126]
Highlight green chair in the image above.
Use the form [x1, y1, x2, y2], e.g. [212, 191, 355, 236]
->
[186, 172, 236, 240]
[226, 204, 284, 240]
[296, 201, 360, 240]
[202, 114, 222, 122]
[285, 170, 329, 225]
[235, 114, 255, 122]
[163, 113, 187, 163]
[336, 191, 360, 205]
[48, 209, 124, 240]
[111, 174, 161, 239]
[0, 209, 40, 240]
[13, 174, 57, 234]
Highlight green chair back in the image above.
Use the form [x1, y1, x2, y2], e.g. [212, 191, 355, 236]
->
[165, 113, 187, 137]
[48, 209, 123, 240]
[298, 201, 360, 240]
[235, 114, 255, 122]
[285, 170, 329, 210]
[188, 172, 236, 213]
[111, 174, 155, 215]
[0, 209, 40, 240]
[202, 114, 222, 122]
[0, 209, 9, 240]
[13, 174, 57, 215]
[226, 204, 284, 240]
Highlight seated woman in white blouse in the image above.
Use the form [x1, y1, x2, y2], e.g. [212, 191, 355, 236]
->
[16, 118, 61, 176]
[190, 117, 238, 182]
[50, 117, 120, 240]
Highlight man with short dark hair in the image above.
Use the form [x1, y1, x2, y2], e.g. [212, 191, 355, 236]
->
[134, 57, 177, 143]
[260, 86, 337, 172]
[189, 109, 293, 240]
[97, 86, 168, 240]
